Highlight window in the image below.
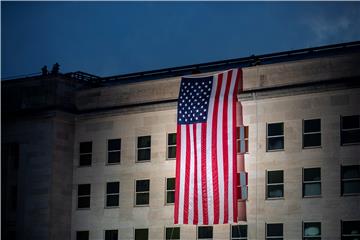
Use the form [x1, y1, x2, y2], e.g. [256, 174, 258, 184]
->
[237, 172, 248, 200]
[165, 227, 180, 240]
[266, 170, 284, 199]
[106, 182, 119, 207]
[167, 133, 177, 159]
[303, 222, 321, 240]
[135, 180, 150, 206]
[231, 225, 247, 240]
[303, 119, 321, 148]
[342, 220, 360, 239]
[341, 115, 360, 145]
[198, 226, 213, 240]
[135, 228, 148, 240]
[341, 165, 360, 195]
[76, 231, 89, 240]
[105, 230, 118, 240]
[77, 184, 91, 209]
[137, 136, 151, 162]
[237, 126, 249, 154]
[166, 178, 175, 204]
[108, 139, 121, 164]
[303, 168, 321, 197]
[266, 223, 283, 240]
[79, 142, 92, 166]
[267, 123, 284, 151]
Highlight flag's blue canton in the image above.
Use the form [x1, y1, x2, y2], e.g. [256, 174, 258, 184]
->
[177, 76, 213, 124]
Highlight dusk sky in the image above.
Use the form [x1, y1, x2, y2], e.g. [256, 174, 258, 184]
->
[2, 1, 360, 79]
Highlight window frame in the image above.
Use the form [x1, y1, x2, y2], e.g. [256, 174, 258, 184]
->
[341, 165, 360, 196]
[197, 226, 213, 240]
[340, 115, 360, 146]
[167, 133, 177, 160]
[77, 184, 91, 210]
[236, 126, 249, 154]
[76, 230, 89, 240]
[135, 179, 150, 206]
[231, 224, 248, 240]
[165, 177, 176, 205]
[105, 181, 120, 208]
[302, 167, 321, 198]
[107, 138, 121, 165]
[104, 229, 118, 240]
[341, 220, 360, 239]
[266, 170, 284, 200]
[134, 228, 149, 240]
[266, 122, 284, 152]
[303, 119, 321, 149]
[303, 221, 321, 240]
[265, 223, 284, 240]
[136, 136, 151, 162]
[79, 141, 92, 167]
[164, 226, 180, 240]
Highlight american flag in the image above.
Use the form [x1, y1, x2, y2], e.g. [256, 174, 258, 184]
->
[174, 68, 241, 225]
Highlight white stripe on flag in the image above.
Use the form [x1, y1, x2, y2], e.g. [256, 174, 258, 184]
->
[188, 125, 195, 223]
[196, 124, 203, 224]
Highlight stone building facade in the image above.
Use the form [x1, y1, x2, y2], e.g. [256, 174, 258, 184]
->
[2, 42, 360, 240]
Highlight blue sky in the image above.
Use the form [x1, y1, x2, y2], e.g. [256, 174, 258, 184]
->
[2, 2, 360, 79]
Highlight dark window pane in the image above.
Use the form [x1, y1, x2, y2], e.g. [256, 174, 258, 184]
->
[106, 195, 119, 207]
[342, 115, 360, 129]
[105, 230, 118, 240]
[342, 221, 360, 235]
[166, 227, 180, 239]
[168, 146, 176, 159]
[167, 178, 175, 190]
[268, 171, 283, 184]
[303, 133, 321, 148]
[76, 231, 89, 240]
[304, 119, 321, 133]
[341, 129, 360, 145]
[343, 181, 360, 195]
[80, 142, 92, 153]
[304, 222, 321, 236]
[268, 137, 284, 150]
[138, 149, 151, 161]
[108, 139, 121, 151]
[232, 225, 247, 238]
[168, 133, 177, 145]
[136, 180, 150, 191]
[268, 123, 283, 136]
[304, 183, 321, 196]
[167, 192, 175, 204]
[107, 182, 119, 194]
[267, 224, 283, 236]
[108, 151, 120, 164]
[78, 197, 90, 208]
[11, 186, 17, 210]
[79, 154, 92, 166]
[135, 229, 148, 240]
[266, 238, 283, 240]
[198, 226, 213, 238]
[268, 185, 284, 198]
[304, 168, 321, 181]
[304, 238, 321, 240]
[78, 184, 91, 195]
[342, 166, 360, 179]
[138, 136, 151, 148]
[136, 193, 149, 205]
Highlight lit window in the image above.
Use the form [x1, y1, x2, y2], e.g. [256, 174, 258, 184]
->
[231, 225, 247, 240]
[341, 115, 360, 145]
[341, 165, 360, 196]
[303, 168, 321, 197]
[267, 123, 284, 151]
[303, 119, 321, 148]
[135, 228, 148, 240]
[165, 227, 180, 240]
[167, 133, 177, 159]
[166, 178, 175, 204]
[237, 126, 249, 154]
[266, 223, 283, 240]
[135, 180, 150, 206]
[198, 226, 213, 240]
[106, 182, 119, 207]
[266, 170, 284, 199]
[137, 136, 151, 162]
[105, 230, 118, 240]
[108, 139, 121, 164]
[341, 220, 360, 239]
[79, 142, 92, 166]
[76, 231, 89, 240]
[77, 184, 90, 209]
[303, 222, 321, 240]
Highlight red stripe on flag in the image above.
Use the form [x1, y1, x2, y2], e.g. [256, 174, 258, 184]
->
[174, 125, 181, 224]
[183, 125, 191, 224]
[201, 123, 208, 225]
[193, 124, 198, 224]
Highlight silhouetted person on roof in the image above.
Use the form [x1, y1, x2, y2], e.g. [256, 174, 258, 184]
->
[51, 63, 60, 75]
[41, 65, 48, 76]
